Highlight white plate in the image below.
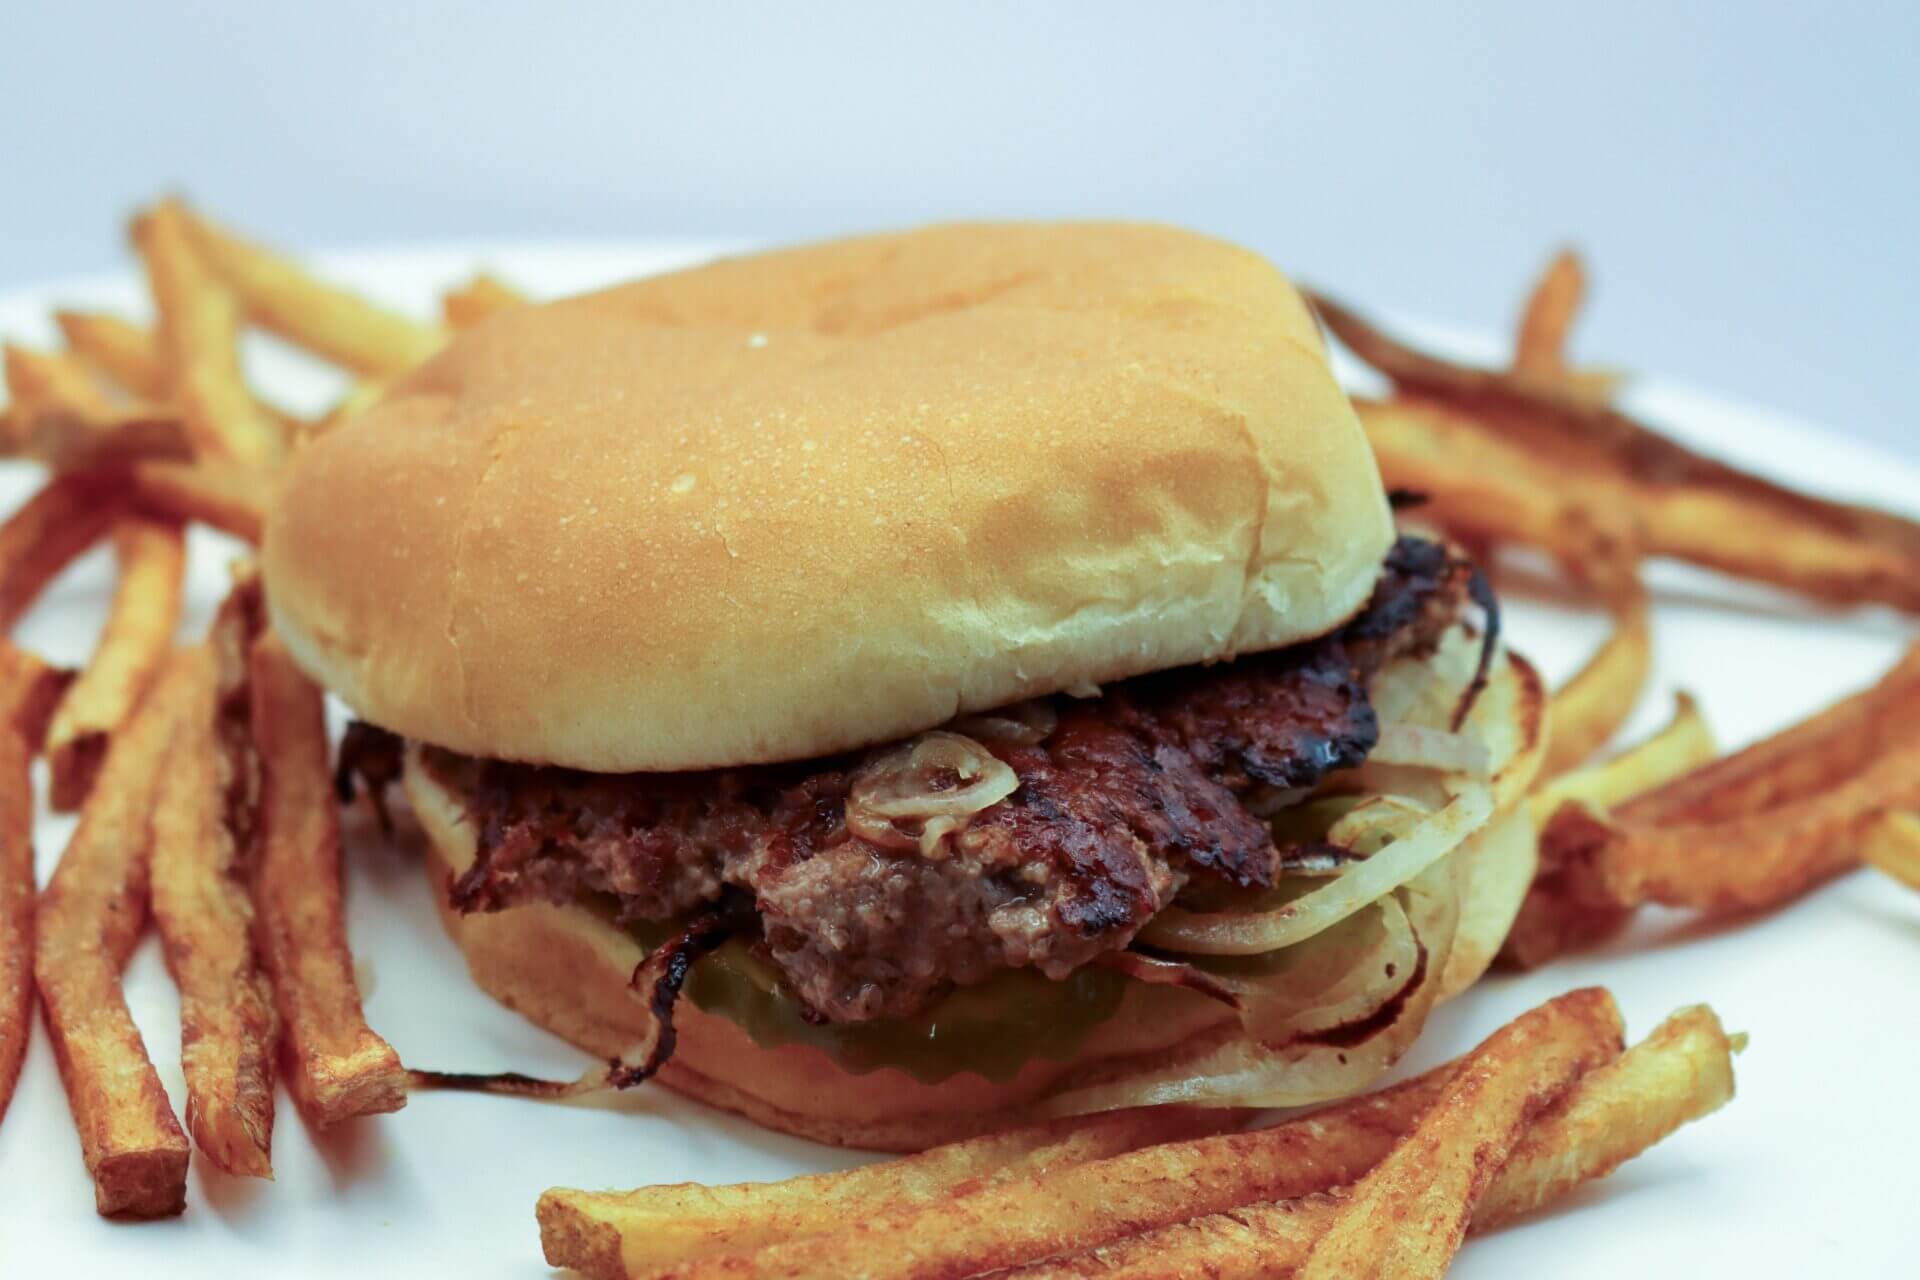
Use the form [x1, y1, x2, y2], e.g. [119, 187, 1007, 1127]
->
[0, 242, 1913, 1278]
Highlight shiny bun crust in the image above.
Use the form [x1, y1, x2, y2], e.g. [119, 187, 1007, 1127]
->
[401, 650, 1541, 1152]
[266, 222, 1394, 770]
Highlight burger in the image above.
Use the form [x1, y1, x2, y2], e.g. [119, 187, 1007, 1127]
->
[261, 222, 1546, 1151]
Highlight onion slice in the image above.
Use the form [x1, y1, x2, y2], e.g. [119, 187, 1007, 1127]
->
[1141, 783, 1494, 956]
[1370, 723, 1492, 776]
[1043, 858, 1461, 1113]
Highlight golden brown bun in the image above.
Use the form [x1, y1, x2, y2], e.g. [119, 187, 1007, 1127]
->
[266, 223, 1393, 771]
[402, 648, 1544, 1152]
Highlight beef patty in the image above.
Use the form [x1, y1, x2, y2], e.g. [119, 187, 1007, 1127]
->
[421, 537, 1482, 1024]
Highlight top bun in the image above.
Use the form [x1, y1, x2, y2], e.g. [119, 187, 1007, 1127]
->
[263, 222, 1393, 771]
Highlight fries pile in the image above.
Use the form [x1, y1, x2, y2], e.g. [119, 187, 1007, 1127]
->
[0, 201, 472, 1214]
[539, 989, 1741, 1279]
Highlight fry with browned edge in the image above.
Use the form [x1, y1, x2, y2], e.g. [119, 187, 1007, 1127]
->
[1295, 988, 1622, 1279]
[0, 469, 131, 629]
[175, 203, 442, 377]
[43, 516, 185, 810]
[1505, 693, 1719, 969]
[133, 201, 285, 468]
[540, 1105, 1254, 1274]
[1864, 810, 1920, 891]
[0, 641, 76, 751]
[150, 644, 277, 1176]
[1007, 1004, 1739, 1280]
[34, 651, 196, 1217]
[130, 459, 266, 543]
[0, 729, 32, 1128]
[1322, 291, 1920, 613]
[251, 630, 406, 1125]
[1545, 644, 1920, 914]
[571, 998, 1616, 1280]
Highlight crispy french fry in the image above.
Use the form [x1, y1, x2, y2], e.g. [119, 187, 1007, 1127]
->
[0, 728, 31, 1128]
[149, 644, 276, 1176]
[1544, 645, 1920, 913]
[54, 310, 169, 401]
[1508, 249, 1624, 406]
[1325, 293, 1920, 612]
[251, 630, 406, 1125]
[43, 516, 186, 811]
[1505, 694, 1719, 969]
[1295, 988, 1622, 1280]
[1529, 692, 1717, 827]
[538, 1106, 1254, 1278]
[129, 458, 266, 543]
[1013, 1004, 1737, 1280]
[1863, 810, 1920, 891]
[1542, 570, 1651, 779]
[34, 652, 196, 1217]
[1512, 248, 1586, 380]
[175, 203, 443, 377]
[0, 469, 131, 630]
[0, 641, 77, 751]
[625, 1060, 1480, 1280]
[134, 201, 286, 468]
[4, 343, 117, 421]
[442, 272, 528, 329]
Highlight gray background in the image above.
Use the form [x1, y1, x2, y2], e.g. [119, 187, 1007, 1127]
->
[3, 2, 1912, 453]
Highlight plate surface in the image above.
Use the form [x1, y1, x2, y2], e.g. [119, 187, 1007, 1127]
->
[0, 242, 1912, 1277]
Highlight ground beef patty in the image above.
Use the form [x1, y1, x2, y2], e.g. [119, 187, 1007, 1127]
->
[433, 537, 1479, 1024]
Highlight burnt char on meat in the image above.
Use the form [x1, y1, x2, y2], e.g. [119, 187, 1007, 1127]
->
[440, 536, 1477, 1024]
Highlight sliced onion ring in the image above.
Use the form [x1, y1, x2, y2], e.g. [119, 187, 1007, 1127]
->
[1140, 782, 1494, 956]
[844, 731, 1019, 854]
[1370, 723, 1492, 776]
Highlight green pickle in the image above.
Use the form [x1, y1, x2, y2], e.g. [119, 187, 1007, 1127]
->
[627, 916, 1127, 1084]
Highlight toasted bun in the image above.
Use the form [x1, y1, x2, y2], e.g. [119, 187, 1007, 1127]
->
[266, 222, 1393, 770]
[404, 648, 1543, 1152]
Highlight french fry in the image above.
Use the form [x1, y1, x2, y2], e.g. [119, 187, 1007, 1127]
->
[251, 630, 406, 1125]
[149, 644, 276, 1177]
[1529, 692, 1717, 827]
[538, 1106, 1254, 1277]
[175, 203, 443, 377]
[1323, 292, 1920, 613]
[54, 310, 169, 401]
[1863, 810, 1920, 891]
[43, 516, 186, 811]
[1545, 645, 1920, 914]
[1295, 987, 1621, 1279]
[34, 652, 196, 1217]
[0, 728, 31, 1128]
[129, 459, 267, 543]
[543, 1070, 1455, 1279]
[601, 1052, 1508, 1280]
[1509, 248, 1624, 405]
[133, 201, 286, 468]
[4, 343, 118, 420]
[442, 272, 528, 328]
[1541, 567, 1651, 779]
[1505, 694, 1719, 969]
[3, 340, 193, 470]
[0, 641, 77, 751]
[0, 469, 131, 629]
[1012, 1004, 1738, 1280]
[1512, 248, 1586, 380]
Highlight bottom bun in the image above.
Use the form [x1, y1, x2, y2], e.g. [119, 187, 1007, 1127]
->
[408, 649, 1543, 1152]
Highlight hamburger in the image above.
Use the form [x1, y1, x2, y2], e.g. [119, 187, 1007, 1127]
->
[261, 222, 1546, 1151]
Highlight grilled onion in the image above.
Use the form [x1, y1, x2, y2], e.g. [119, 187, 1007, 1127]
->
[845, 731, 1020, 857]
[1140, 782, 1494, 956]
